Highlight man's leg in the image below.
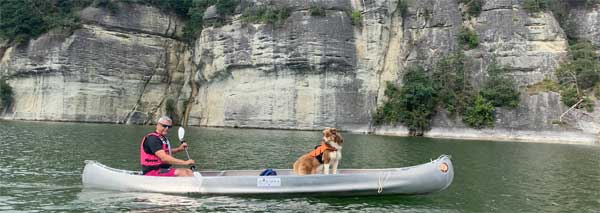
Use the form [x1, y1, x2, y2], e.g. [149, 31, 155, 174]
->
[174, 168, 194, 177]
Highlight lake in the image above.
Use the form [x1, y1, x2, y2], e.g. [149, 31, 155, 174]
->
[0, 120, 598, 212]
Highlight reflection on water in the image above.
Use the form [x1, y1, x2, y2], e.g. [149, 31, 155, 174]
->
[1, 120, 599, 212]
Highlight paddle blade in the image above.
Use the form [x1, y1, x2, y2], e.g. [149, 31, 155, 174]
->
[178, 127, 185, 142]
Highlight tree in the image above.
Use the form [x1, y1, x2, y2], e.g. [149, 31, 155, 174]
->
[555, 41, 600, 108]
[433, 51, 474, 116]
[0, 78, 14, 111]
[480, 60, 520, 108]
[373, 65, 436, 136]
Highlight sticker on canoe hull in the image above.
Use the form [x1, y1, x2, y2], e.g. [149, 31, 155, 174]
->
[439, 162, 449, 173]
[257, 177, 281, 187]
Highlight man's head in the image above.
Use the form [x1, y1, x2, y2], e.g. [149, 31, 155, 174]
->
[155, 116, 172, 135]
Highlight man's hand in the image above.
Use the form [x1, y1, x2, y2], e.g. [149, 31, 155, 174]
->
[174, 142, 188, 153]
[184, 159, 195, 166]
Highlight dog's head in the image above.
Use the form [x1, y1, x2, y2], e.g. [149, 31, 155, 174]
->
[323, 128, 343, 144]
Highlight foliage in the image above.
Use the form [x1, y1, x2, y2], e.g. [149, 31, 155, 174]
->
[462, 95, 495, 129]
[396, 0, 408, 18]
[215, 0, 238, 16]
[560, 85, 581, 107]
[595, 84, 600, 99]
[560, 85, 595, 111]
[241, 6, 291, 26]
[526, 78, 561, 94]
[580, 96, 594, 112]
[350, 10, 362, 26]
[0, 0, 91, 43]
[460, 0, 483, 17]
[309, 4, 326, 16]
[373, 66, 436, 135]
[130, 0, 238, 43]
[480, 61, 521, 108]
[523, 0, 548, 13]
[458, 27, 479, 50]
[373, 82, 403, 125]
[180, 7, 201, 43]
[0, 78, 13, 111]
[555, 41, 600, 107]
[433, 51, 473, 116]
[165, 98, 177, 122]
[94, 0, 119, 13]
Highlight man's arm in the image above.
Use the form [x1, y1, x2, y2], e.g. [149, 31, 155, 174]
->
[171, 142, 188, 154]
[155, 150, 194, 166]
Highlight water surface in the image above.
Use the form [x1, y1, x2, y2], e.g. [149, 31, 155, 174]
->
[0, 120, 598, 212]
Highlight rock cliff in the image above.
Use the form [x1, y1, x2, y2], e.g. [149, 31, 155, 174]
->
[0, 0, 598, 144]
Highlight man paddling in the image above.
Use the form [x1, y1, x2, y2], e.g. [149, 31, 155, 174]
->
[140, 116, 195, 177]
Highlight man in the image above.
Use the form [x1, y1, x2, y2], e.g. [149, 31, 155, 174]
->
[140, 116, 195, 177]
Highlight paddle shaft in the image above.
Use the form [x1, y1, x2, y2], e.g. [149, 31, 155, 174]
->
[180, 141, 196, 171]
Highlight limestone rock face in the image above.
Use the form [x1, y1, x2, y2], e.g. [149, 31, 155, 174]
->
[79, 3, 183, 38]
[0, 4, 189, 124]
[188, 3, 365, 130]
[0, 0, 598, 143]
[569, 7, 600, 46]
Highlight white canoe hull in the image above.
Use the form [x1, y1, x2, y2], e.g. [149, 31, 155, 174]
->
[82, 155, 453, 196]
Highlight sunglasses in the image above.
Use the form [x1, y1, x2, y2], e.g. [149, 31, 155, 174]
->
[159, 123, 172, 129]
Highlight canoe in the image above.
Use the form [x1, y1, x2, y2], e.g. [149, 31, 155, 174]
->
[81, 155, 454, 196]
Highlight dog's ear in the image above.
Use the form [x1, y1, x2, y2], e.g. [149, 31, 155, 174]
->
[335, 133, 343, 144]
[322, 128, 330, 135]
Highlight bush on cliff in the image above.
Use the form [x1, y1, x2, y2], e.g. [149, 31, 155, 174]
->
[350, 10, 362, 26]
[373, 65, 436, 136]
[433, 51, 474, 116]
[458, 27, 479, 50]
[460, 0, 483, 17]
[479, 61, 521, 108]
[555, 41, 600, 109]
[309, 4, 326, 17]
[241, 6, 291, 26]
[462, 95, 495, 129]
[396, 0, 408, 18]
[595, 84, 600, 99]
[0, 78, 13, 111]
[523, 0, 548, 13]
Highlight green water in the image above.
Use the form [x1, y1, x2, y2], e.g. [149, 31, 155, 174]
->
[0, 120, 598, 212]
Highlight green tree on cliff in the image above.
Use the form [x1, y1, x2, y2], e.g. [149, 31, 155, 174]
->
[0, 0, 90, 43]
[373, 65, 436, 136]
[0, 78, 13, 111]
[433, 51, 474, 116]
[555, 41, 600, 111]
[480, 60, 521, 108]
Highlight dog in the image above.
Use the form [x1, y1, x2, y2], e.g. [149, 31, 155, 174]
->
[293, 128, 343, 175]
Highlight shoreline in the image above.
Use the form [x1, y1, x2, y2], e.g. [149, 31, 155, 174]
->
[370, 126, 599, 146]
[1, 118, 598, 146]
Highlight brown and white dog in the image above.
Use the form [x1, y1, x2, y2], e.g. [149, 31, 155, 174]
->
[293, 128, 343, 175]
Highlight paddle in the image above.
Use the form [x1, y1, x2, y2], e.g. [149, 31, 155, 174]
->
[178, 127, 197, 171]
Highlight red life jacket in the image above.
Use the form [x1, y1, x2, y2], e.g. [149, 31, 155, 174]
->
[140, 132, 172, 167]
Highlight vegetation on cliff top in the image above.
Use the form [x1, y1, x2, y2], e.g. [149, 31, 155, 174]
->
[0, 0, 240, 44]
[0, 0, 91, 44]
[240, 5, 291, 26]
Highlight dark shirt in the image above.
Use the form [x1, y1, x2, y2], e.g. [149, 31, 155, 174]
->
[142, 134, 171, 173]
